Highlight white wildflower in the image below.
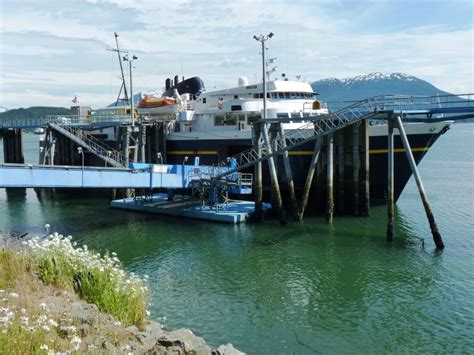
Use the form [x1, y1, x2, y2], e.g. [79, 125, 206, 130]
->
[37, 315, 48, 324]
[42, 325, 50, 332]
[71, 335, 81, 351]
[48, 319, 58, 327]
[39, 302, 47, 310]
[9, 293, 18, 298]
[20, 316, 29, 325]
[40, 344, 49, 350]
[145, 310, 150, 316]
[60, 325, 76, 332]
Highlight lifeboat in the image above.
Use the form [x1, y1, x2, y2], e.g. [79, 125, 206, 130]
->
[138, 96, 175, 108]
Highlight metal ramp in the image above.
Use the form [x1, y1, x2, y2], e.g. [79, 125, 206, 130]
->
[212, 93, 474, 179]
[0, 163, 251, 191]
[48, 123, 127, 168]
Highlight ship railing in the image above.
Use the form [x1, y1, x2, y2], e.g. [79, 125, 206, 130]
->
[328, 94, 474, 114]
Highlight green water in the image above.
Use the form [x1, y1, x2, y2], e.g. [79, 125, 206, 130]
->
[1, 125, 473, 353]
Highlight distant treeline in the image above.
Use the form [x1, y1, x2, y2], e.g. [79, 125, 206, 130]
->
[0, 106, 71, 120]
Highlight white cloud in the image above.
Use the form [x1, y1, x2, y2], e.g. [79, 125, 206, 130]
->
[0, 0, 472, 108]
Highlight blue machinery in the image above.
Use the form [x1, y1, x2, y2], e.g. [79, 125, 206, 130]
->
[0, 162, 253, 206]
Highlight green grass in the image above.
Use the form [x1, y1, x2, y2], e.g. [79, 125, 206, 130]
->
[0, 236, 150, 353]
[27, 234, 148, 327]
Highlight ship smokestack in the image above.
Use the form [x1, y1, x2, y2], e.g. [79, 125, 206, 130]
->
[165, 78, 171, 90]
[174, 75, 179, 86]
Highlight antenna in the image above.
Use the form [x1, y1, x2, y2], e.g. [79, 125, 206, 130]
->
[107, 32, 129, 106]
[265, 57, 278, 81]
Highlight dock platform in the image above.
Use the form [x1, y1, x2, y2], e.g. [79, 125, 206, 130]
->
[110, 193, 271, 224]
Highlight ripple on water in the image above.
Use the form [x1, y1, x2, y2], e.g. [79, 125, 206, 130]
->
[1, 127, 473, 353]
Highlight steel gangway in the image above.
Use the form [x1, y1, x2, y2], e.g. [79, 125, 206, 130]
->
[211, 93, 474, 179]
[48, 122, 127, 168]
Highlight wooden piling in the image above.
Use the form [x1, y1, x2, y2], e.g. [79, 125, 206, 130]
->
[252, 123, 263, 222]
[395, 115, 444, 249]
[337, 130, 345, 215]
[361, 119, 370, 216]
[352, 124, 360, 215]
[262, 123, 286, 225]
[49, 132, 56, 166]
[326, 133, 334, 224]
[387, 115, 395, 241]
[278, 123, 299, 220]
[122, 126, 130, 166]
[299, 138, 321, 220]
[2, 129, 24, 164]
[139, 124, 146, 163]
[269, 124, 279, 213]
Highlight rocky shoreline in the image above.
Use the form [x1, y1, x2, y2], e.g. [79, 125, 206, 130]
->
[0, 231, 243, 354]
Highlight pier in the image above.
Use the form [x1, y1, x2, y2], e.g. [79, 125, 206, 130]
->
[1, 93, 474, 243]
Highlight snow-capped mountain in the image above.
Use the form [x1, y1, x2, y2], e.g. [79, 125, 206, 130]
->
[312, 72, 452, 104]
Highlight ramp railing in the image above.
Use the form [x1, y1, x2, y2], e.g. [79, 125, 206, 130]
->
[48, 122, 127, 168]
[211, 93, 474, 179]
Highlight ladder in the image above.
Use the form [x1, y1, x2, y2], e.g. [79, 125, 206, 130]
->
[48, 122, 127, 168]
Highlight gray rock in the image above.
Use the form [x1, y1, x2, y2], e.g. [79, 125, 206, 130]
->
[127, 321, 166, 351]
[215, 343, 245, 355]
[164, 328, 213, 354]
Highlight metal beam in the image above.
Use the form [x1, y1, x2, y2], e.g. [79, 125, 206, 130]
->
[395, 115, 444, 249]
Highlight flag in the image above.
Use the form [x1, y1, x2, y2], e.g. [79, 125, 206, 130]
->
[72, 96, 78, 103]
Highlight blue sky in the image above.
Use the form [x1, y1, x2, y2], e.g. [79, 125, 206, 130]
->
[0, 0, 472, 109]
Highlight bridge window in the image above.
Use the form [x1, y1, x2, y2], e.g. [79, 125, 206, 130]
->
[214, 113, 237, 126]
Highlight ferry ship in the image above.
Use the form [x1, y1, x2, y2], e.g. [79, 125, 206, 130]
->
[85, 75, 450, 202]
[142, 76, 450, 201]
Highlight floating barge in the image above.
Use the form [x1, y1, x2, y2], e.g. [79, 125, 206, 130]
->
[111, 193, 271, 223]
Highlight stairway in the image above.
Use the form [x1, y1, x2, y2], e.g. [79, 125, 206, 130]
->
[48, 123, 127, 168]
